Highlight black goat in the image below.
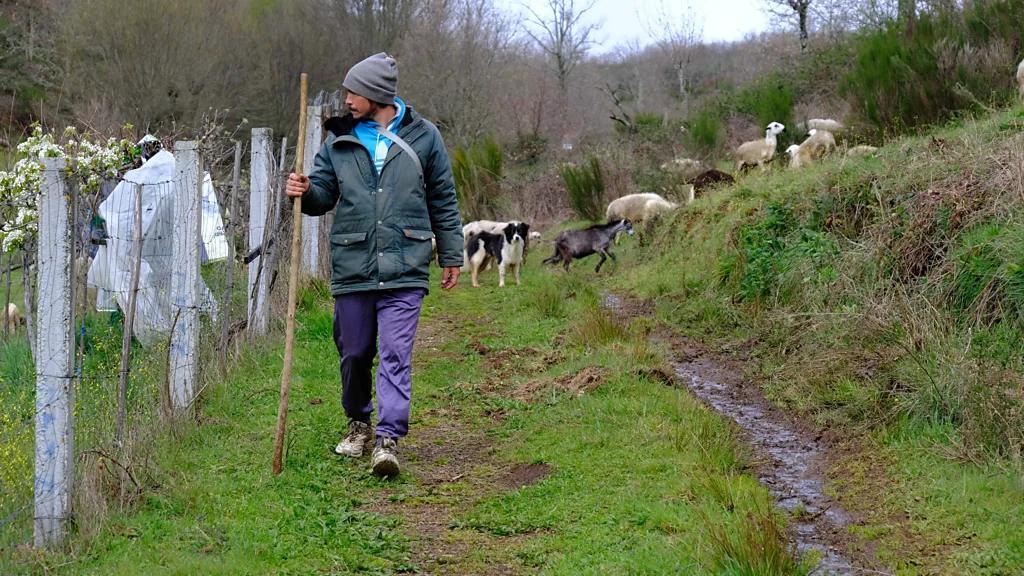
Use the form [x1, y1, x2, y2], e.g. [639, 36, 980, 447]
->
[542, 219, 634, 273]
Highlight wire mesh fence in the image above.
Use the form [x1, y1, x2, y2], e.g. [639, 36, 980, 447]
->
[0, 132, 302, 553]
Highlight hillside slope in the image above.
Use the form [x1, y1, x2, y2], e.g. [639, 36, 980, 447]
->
[613, 106, 1024, 572]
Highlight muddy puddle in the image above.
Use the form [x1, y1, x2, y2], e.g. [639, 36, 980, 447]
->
[602, 293, 877, 575]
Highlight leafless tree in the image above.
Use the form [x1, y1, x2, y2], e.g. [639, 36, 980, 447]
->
[341, 0, 421, 58]
[810, 0, 854, 45]
[522, 0, 600, 98]
[763, 0, 813, 54]
[399, 0, 518, 145]
[642, 1, 703, 115]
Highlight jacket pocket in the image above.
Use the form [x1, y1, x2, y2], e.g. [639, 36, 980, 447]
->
[330, 231, 370, 285]
[401, 228, 434, 276]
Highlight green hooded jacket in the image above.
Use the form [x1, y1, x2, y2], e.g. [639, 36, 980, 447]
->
[302, 106, 464, 295]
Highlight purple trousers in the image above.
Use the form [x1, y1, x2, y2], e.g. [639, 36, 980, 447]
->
[333, 288, 426, 439]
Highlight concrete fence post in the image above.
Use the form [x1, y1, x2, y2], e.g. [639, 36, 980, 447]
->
[301, 105, 323, 277]
[170, 142, 202, 411]
[248, 128, 273, 335]
[34, 157, 75, 548]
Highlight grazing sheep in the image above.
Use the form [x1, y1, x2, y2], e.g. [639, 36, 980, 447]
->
[1017, 59, 1024, 100]
[462, 220, 504, 242]
[606, 193, 678, 244]
[605, 193, 678, 222]
[786, 144, 815, 168]
[734, 122, 786, 172]
[660, 157, 706, 182]
[801, 129, 836, 156]
[543, 219, 634, 273]
[687, 170, 735, 203]
[846, 145, 879, 158]
[4, 303, 25, 333]
[787, 129, 836, 169]
[797, 118, 845, 134]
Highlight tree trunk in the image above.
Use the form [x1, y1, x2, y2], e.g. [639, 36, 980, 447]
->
[798, 4, 809, 54]
[900, 0, 917, 40]
[635, 65, 644, 110]
[677, 64, 689, 117]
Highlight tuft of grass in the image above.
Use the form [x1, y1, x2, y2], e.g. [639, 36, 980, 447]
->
[570, 306, 629, 347]
[531, 281, 567, 319]
[705, 503, 810, 576]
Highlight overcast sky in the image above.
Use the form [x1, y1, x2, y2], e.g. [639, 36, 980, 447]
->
[505, 0, 773, 52]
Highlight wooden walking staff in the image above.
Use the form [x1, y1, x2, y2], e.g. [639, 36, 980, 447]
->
[273, 73, 309, 474]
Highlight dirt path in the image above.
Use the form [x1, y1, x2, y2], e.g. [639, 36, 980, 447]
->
[603, 293, 892, 576]
[363, 313, 547, 576]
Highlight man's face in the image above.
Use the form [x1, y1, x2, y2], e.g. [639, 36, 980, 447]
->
[345, 92, 378, 120]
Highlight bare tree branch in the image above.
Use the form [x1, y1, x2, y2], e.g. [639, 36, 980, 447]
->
[641, 0, 703, 114]
[762, 0, 813, 53]
[521, 0, 600, 96]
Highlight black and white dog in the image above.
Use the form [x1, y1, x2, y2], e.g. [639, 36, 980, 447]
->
[462, 222, 529, 287]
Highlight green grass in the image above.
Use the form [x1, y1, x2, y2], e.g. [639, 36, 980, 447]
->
[2, 252, 25, 315]
[3, 259, 815, 574]
[610, 105, 1024, 573]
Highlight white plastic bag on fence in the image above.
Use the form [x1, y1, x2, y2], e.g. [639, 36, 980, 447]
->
[87, 150, 227, 348]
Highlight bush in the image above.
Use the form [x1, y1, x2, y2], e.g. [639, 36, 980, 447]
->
[685, 107, 724, 160]
[841, 2, 1024, 133]
[452, 136, 504, 222]
[735, 76, 796, 146]
[560, 155, 606, 222]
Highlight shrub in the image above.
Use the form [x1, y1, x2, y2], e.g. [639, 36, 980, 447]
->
[684, 108, 724, 160]
[841, 2, 1024, 133]
[452, 136, 504, 222]
[560, 155, 605, 222]
[735, 76, 796, 146]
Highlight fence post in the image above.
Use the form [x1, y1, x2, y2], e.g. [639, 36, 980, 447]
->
[248, 128, 273, 335]
[34, 157, 75, 549]
[301, 105, 322, 276]
[170, 142, 202, 411]
[261, 137, 287, 299]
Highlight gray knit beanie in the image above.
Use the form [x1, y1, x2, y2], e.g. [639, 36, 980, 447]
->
[343, 53, 398, 106]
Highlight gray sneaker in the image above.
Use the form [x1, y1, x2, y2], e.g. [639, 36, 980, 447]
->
[335, 421, 373, 457]
[370, 437, 400, 477]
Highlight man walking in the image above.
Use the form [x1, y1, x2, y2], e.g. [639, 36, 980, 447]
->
[285, 53, 463, 477]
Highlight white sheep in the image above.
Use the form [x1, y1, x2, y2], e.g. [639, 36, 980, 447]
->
[786, 129, 838, 169]
[1017, 59, 1024, 100]
[606, 193, 678, 244]
[462, 220, 504, 242]
[797, 118, 845, 134]
[786, 144, 814, 169]
[660, 158, 705, 182]
[802, 129, 836, 156]
[734, 122, 786, 172]
[4, 303, 24, 333]
[845, 145, 879, 158]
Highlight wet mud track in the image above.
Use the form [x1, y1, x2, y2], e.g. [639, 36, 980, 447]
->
[604, 293, 889, 575]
